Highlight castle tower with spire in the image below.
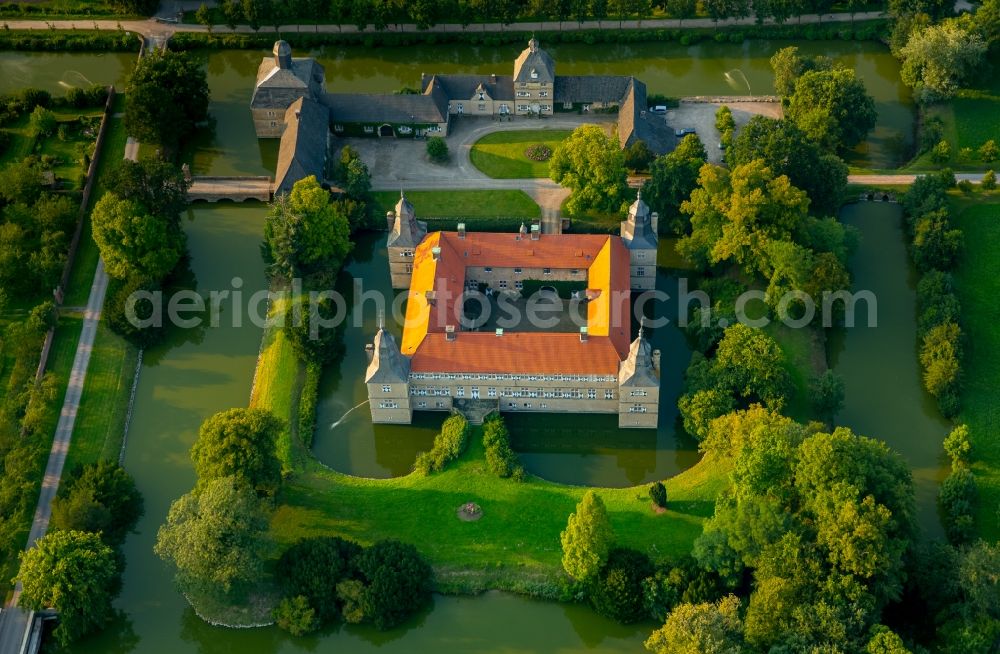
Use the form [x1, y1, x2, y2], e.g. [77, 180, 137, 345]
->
[617, 322, 660, 428]
[620, 190, 658, 291]
[365, 321, 413, 424]
[386, 190, 428, 288]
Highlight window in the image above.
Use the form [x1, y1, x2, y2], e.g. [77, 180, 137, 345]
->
[636, 268, 645, 277]
[270, 121, 278, 127]
[334, 124, 344, 132]
[488, 387, 497, 397]
[484, 266, 492, 273]
[514, 267, 522, 275]
[605, 390, 615, 399]
[499, 103, 510, 113]
[543, 268, 551, 275]
[402, 249, 414, 257]
[539, 91, 548, 97]
[637, 251, 646, 259]
[379, 401, 398, 409]
[382, 385, 391, 393]
[588, 389, 597, 399]
[540, 105, 550, 111]
[516, 91, 530, 98]
[418, 401, 427, 408]
[631, 390, 648, 397]
[457, 387, 465, 397]
[508, 402, 516, 408]
[524, 402, 532, 408]
[457, 103, 464, 113]
[571, 269, 579, 275]
[478, 92, 486, 101]
[540, 403, 548, 409]
[499, 280, 507, 289]
[404, 264, 412, 273]
[478, 103, 486, 111]
[517, 104, 529, 112]
[515, 280, 523, 290]
[630, 405, 648, 413]
[530, 69, 538, 79]
[364, 125, 374, 133]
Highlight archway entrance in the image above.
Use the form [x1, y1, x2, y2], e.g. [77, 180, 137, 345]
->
[379, 124, 394, 137]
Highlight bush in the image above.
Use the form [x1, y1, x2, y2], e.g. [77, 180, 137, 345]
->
[649, 481, 667, 509]
[284, 295, 346, 365]
[276, 536, 363, 625]
[623, 140, 654, 172]
[943, 424, 971, 469]
[105, 276, 168, 348]
[524, 143, 553, 161]
[982, 170, 996, 190]
[50, 460, 144, 547]
[920, 321, 962, 417]
[273, 595, 319, 636]
[939, 467, 977, 545]
[979, 139, 998, 163]
[957, 179, 974, 194]
[354, 540, 433, 630]
[920, 116, 944, 153]
[916, 271, 960, 337]
[930, 140, 951, 164]
[590, 547, 655, 624]
[426, 136, 448, 163]
[912, 209, 963, 272]
[27, 105, 57, 138]
[414, 414, 469, 475]
[714, 105, 735, 133]
[482, 413, 523, 479]
[298, 362, 321, 447]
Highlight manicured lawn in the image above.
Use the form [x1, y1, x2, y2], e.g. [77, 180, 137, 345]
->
[64, 111, 128, 307]
[64, 322, 138, 472]
[470, 130, 571, 179]
[766, 322, 824, 424]
[953, 72, 1000, 153]
[249, 296, 303, 465]
[951, 192, 1000, 541]
[372, 190, 541, 219]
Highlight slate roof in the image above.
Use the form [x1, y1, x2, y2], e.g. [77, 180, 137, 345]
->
[387, 192, 428, 249]
[366, 327, 410, 383]
[421, 74, 515, 102]
[553, 75, 632, 104]
[251, 56, 324, 110]
[618, 78, 676, 155]
[324, 90, 449, 124]
[273, 97, 329, 195]
[513, 38, 556, 84]
[619, 330, 659, 387]
[621, 191, 658, 250]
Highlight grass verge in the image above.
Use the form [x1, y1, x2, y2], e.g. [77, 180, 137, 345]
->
[371, 189, 541, 224]
[469, 130, 571, 179]
[950, 190, 1000, 541]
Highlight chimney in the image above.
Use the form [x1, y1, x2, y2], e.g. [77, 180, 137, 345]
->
[445, 325, 456, 341]
[530, 223, 540, 241]
[431, 246, 442, 261]
[386, 210, 396, 231]
[579, 326, 588, 342]
[365, 343, 375, 364]
[495, 328, 504, 337]
[457, 222, 466, 239]
[650, 211, 659, 235]
[651, 349, 661, 372]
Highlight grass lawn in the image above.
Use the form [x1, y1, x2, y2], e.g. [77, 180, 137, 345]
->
[64, 111, 128, 307]
[765, 323, 825, 424]
[371, 189, 540, 220]
[950, 190, 1000, 541]
[64, 322, 138, 472]
[249, 296, 303, 466]
[0, 107, 104, 188]
[470, 130, 571, 179]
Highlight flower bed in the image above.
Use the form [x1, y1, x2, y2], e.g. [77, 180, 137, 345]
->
[524, 144, 552, 162]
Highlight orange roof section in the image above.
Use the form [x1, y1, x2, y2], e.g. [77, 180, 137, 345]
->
[400, 230, 633, 367]
[410, 333, 623, 375]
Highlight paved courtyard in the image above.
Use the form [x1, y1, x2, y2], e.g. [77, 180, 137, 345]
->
[664, 101, 783, 164]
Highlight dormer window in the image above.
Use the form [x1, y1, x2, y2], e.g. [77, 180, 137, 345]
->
[530, 68, 538, 79]
[478, 92, 485, 100]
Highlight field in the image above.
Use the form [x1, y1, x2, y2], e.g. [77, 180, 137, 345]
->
[951, 192, 1000, 541]
[371, 189, 540, 219]
[469, 130, 571, 179]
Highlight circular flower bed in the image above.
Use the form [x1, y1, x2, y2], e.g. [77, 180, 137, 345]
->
[524, 144, 552, 162]
[457, 502, 483, 522]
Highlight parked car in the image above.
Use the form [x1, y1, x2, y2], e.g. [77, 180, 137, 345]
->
[674, 127, 697, 137]
[650, 105, 668, 114]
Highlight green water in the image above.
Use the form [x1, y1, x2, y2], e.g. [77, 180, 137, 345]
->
[0, 51, 136, 94]
[829, 202, 950, 536]
[311, 232, 697, 485]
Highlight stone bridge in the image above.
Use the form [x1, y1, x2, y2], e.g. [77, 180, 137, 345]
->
[187, 176, 272, 203]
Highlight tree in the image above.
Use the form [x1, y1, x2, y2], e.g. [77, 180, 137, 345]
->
[866, 627, 914, 653]
[590, 547, 655, 623]
[354, 540, 433, 630]
[51, 460, 144, 546]
[91, 193, 185, 282]
[900, 21, 987, 101]
[624, 139, 655, 172]
[665, 0, 697, 21]
[980, 140, 999, 163]
[944, 424, 971, 468]
[276, 536, 363, 625]
[264, 175, 353, 279]
[983, 170, 998, 190]
[17, 530, 118, 646]
[154, 476, 269, 592]
[650, 481, 668, 508]
[811, 369, 845, 421]
[549, 124, 628, 215]
[645, 595, 745, 654]
[482, 413, 523, 478]
[284, 294, 345, 365]
[0, 161, 44, 206]
[714, 324, 791, 407]
[920, 321, 962, 416]
[641, 134, 707, 234]
[27, 106, 57, 138]
[191, 408, 283, 494]
[106, 158, 190, 221]
[426, 135, 449, 163]
[124, 50, 209, 152]
[274, 595, 319, 636]
[728, 116, 848, 215]
[715, 105, 735, 133]
[912, 209, 963, 272]
[786, 67, 877, 153]
[769, 46, 832, 97]
[561, 490, 613, 581]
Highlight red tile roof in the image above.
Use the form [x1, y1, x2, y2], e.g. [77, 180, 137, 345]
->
[410, 332, 623, 375]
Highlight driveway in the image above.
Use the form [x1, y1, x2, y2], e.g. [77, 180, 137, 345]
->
[664, 101, 783, 164]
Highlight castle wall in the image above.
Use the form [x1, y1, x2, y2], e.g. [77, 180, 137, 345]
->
[253, 108, 288, 138]
[367, 381, 414, 423]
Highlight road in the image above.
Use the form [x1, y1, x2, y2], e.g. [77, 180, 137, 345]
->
[847, 172, 990, 185]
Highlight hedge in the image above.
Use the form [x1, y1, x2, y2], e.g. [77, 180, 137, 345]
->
[0, 30, 141, 52]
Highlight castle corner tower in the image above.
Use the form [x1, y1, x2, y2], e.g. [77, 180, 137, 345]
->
[620, 190, 658, 291]
[617, 324, 660, 428]
[365, 324, 413, 424]
[386, 191, 428, 289]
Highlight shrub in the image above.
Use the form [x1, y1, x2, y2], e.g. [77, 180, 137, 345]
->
[943, 424, 971, 469]
[284, 295, 346, 365]
[920, 321, 962, 417]
[413, 414, 469, 475]
[979, 139, 999, 163]
[482, 413, 522, 479]
[911, 209, 963, 272]
[524, 143, 553, 161]
[920, 116, 944, 153]
[623, 140, 654, 172]
[426, 136, 448, 163]
[939, 467, 977, 545]
[273, 595, 319, 636]
[930, 140, 951, 164]
[105, 276, 167, 348]
[714, 105, 735, 133]
[590, 547, 655, 623]
[354, 540, 433, 630]
[27, 105, 57, 138]
[649, 481, 667, 509]
[957, 179, 974, 194]
[916, 271, 960, 337]
[276, 536, 363, 625]
[982, 170, 996, 190]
